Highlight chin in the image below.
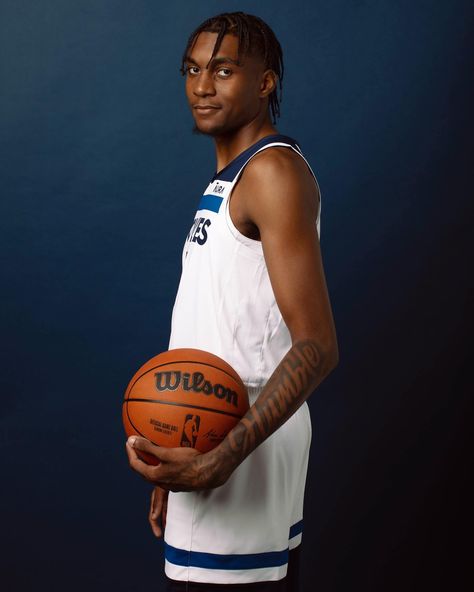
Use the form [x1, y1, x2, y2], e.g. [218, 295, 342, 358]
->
[192, 124, 212, 136]
[192, 120, 239, 138]
[192, 122, 222, 136]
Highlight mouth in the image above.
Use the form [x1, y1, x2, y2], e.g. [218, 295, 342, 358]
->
[193, 105, 221, 114]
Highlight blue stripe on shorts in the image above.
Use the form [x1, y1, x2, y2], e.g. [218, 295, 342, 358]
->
[289, 519, 303, 539]
[165, 542, 289, 570]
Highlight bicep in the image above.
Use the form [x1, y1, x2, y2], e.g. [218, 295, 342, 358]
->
[248, 164, 336, 349]
[262, 211, 334, 346]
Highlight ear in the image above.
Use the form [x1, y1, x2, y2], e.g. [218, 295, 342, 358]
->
[259, 69, 277, 98]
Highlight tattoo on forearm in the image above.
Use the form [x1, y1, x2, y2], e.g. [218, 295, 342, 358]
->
[220, 339, 325, 465]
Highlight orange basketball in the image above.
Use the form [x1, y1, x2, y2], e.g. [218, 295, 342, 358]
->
[123, 348, 249, 463]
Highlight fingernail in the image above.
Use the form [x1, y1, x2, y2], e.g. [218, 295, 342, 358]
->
[128, 436, 137, 447]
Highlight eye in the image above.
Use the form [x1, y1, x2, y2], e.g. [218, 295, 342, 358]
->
[216, 68, 232, 78]
[186, 65, 200, 76]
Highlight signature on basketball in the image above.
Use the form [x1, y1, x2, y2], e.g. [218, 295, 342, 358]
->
[202, 428, 228, 442]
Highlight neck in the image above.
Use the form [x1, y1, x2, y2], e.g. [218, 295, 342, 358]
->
[213, 115, 278, 173]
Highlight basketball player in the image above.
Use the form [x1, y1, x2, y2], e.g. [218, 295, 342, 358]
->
[126, 12, 339, 591]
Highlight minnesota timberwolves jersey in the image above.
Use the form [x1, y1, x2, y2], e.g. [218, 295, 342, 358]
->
[169, 134, 321, 394]
[165, 135, 320, 584]
[164, 134, 320, 585]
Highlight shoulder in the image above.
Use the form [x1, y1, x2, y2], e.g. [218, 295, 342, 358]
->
[245, 145, 314, 184]
[236, 145, 320, 221]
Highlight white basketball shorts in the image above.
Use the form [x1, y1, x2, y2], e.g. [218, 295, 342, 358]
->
[163, 395, 312, 585]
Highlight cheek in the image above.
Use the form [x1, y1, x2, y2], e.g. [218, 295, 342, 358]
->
[221, 82, 259, 110]
[185, 79, 193, 101]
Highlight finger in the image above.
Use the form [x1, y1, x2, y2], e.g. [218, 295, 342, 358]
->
[126, 440, 156, 481]
[149, 487, 156, 519]
[149, 487, 161, 537]
[162, 492, 168, 530]
[128, 436, 174, 462]
[149, 487, 166, 538]
[150, 486, 162, 519]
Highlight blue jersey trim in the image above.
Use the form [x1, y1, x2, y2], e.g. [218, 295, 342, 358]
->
[164, 542, 289, 570]
[198, 194, 223, 213]
[289, 519, 303, 539]
[211, 134, 301, 183]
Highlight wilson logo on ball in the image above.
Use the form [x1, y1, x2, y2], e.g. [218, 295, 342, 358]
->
[155, 371, 238, 407]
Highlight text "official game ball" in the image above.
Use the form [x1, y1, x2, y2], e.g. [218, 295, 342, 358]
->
[123, 348, 249, 460]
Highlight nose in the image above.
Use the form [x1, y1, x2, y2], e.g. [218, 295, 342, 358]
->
[193, 69, 216, 97]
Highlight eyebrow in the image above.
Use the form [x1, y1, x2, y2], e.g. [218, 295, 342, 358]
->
[185, 56, 241, 69]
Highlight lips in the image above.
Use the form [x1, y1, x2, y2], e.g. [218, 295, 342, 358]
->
[194, 105, 221, 112]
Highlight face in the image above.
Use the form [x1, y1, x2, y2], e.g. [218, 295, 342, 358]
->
[183, 32, 274, 136]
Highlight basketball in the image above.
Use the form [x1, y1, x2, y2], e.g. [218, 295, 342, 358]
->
[123, 348, 249, 463]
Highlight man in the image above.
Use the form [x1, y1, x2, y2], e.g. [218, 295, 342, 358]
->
[127, 12, 339, 591]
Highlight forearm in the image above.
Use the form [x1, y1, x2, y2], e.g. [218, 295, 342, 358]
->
[213, 338, 336, 472]
[128, 339, 337, 492]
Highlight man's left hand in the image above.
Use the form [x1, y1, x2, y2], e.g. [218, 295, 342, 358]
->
[126, 436, 232, 492]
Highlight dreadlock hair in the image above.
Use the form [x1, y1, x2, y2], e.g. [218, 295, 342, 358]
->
[180, 12, 284, 123]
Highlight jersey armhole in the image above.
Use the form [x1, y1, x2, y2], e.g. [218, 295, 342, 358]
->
[224, 195, 264, 254]
[225, 142, 322, 245]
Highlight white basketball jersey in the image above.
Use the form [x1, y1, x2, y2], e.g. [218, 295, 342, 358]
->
[169, 134, 321, 393]
[164, 134, 320, 584]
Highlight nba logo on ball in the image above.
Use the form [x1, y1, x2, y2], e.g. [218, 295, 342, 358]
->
[180, 414, 200, 447]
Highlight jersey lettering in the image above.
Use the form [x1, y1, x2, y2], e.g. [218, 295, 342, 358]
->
[187, 216, 212, 245]
[212, 182, 225, 194]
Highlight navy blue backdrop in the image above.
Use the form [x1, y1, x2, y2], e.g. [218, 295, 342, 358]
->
[1, 1, 471, 590]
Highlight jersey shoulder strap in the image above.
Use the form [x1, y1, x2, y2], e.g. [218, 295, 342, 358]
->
[208, 134, 321, 235]
[210, 134, 303, 184]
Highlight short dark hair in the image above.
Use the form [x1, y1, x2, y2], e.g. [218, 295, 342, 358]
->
[181, 12, 284, 122]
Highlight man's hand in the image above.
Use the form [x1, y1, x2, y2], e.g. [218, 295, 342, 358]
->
[126, 436, 234, 492]
[149, 486, 168, 537]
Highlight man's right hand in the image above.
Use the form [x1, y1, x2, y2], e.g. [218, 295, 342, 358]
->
[149, 486, 168, 537]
